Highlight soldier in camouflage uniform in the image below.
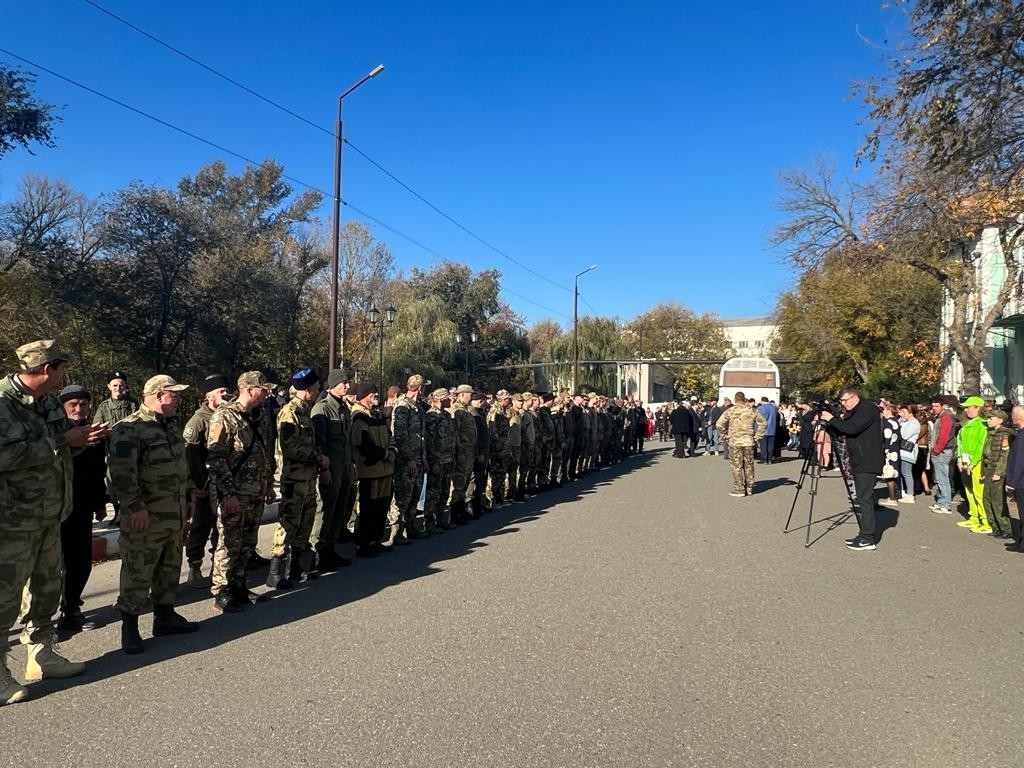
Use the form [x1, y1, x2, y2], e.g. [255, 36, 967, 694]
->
[590, 394, 605, 470]
[424, 388, 455, 531]
[1, 341, 103, 705]
[548, 395, 565, 488]
[110, 375, 198, 654]
[558, 390, 575, 484]
[507, 393, 524, 502]
[207, 371, 277, 613]
[449, 384, 477, 524]
[93, 370, 139, 521]
[487, 390, 511, 507]
[520, 393, 538, 495]
[536, 393, 555, 489]
[469, 391, 490, 516]
[981, 408, 1014, 538]
[268, 369, 322, 588]
[310, 368, 354, 570]
[715, 391, 767, 497]
[389, 374, 427, 543]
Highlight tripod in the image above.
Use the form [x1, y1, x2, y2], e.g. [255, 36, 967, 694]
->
[783, 421, 860, 547]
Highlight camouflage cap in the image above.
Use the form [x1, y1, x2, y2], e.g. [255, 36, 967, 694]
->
[142, 374, 189, 397]
[237, 370, 275, 391]
[431, 387, 451, 401]
[453, 384, 473, 394]
[512, 393, 524, 403]
[16, 339, 72, 370]
[522, 391, 535, 400]
[496, 389, 511, 399]
[407, 373, 425, 390]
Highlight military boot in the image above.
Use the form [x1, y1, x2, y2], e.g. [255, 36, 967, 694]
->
[152, 604, 199, 636]
[187, 561, 211, 589]
[452, 500, 470, 526]
[25, 639, 86, 679]
[213, 591, 246, 613]
[299, 547, 320, 580]
[1, 654, 29, 706]
[266, 555, 293, 590]
[119, 612, 145, 655]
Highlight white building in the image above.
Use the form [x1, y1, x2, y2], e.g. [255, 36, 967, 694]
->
[720, 317, 779, 357]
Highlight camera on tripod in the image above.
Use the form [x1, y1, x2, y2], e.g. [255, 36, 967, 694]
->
[810, 399, 840, 418]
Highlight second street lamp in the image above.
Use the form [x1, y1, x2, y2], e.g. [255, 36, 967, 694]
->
[369, 304, 396, 384]
[455, 330, 478, 378]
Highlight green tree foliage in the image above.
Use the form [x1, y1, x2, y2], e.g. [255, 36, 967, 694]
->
[0, 66, 59, 158]
[548, 316, 625, 394]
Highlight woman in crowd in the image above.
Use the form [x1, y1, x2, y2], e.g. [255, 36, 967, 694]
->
[879, 401, 901, 508]
[913, 404, 931, 496]
[897, 403, 921, 502]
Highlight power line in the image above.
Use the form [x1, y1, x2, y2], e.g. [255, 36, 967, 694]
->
[80, 0, 573, 293]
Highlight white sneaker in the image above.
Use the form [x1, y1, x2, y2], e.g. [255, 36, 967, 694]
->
[932, 506, 952, 514]
[878, 498, 899, 508]
[899, 495, 915, 504]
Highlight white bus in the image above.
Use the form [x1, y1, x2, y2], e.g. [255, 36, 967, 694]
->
[718, 356, 781, 404]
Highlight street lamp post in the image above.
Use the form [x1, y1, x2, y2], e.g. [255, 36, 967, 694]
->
[572, 265, 598, 393]
[329, 64, 385, 372]
[455, 330, 478, 378]
[368, 305, 396, 384]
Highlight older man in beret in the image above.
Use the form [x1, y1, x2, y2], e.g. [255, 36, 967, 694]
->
[0, 340, 109, 705]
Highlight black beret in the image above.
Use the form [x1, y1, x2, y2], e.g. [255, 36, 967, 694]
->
[290, 368, 320, 391]
[109, 370, 128, 383]
[540, 392, 555, 403]
[59, 384, 91, 403]
[355, 381, 378, 400]
[200, 374, 231, 395]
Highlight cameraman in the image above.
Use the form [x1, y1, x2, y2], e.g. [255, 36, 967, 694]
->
[819, 386, 883, 551]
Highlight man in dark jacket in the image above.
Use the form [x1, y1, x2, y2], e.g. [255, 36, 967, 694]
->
[1002, 405, 1024, 550]
[670, 403, 693, 458]
[820, 386, 884, 551]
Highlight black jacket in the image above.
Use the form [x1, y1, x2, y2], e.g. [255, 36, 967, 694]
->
[826, 398, 883, 474]
[670, 406, 693, 435]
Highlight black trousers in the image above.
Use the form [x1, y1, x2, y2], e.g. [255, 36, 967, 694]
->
[60, 507, 94, 614]
[471, 460, 488, 512]
[185, 494, 219, 564]
[355, 480, 390, 548]
[853, 472, 877, 541]
[673, 434, 687, 457]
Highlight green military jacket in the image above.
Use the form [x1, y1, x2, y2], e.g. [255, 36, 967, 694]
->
[0, 374, 73, 530]
[449, 402, 478, 465]
[425, 405, 455, 468]
[550, 406, 565, 452]
[982, 424, 1015, 477]
[521, 409, 536, 449]
[391, 394, 424, 467]
[506, 405, 522, 450]
[350, 402, 395, 480]
[93, 395, 138, 426]
[716, 403, 767, 448]
[277, 395, 318, 481]
[311, 392, 352, 465]
[183, 402, 214, 496]
[107, 404, 188, 521]
[207, 400, 276, 499]
[487, 404, 509, 461]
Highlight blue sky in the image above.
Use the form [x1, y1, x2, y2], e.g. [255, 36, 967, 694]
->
[1, 1, 898, 327]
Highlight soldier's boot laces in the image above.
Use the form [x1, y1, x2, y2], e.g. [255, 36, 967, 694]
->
[1, 654, 29, 705]
[26, 640, 86, 679]
[187, 562, 212, 589]
[266, 555, 293, 590]
[119, 612, 145, 655]
[152, 604, 199, 636]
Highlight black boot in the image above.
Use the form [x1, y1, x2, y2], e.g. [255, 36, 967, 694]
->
[213, 590, 247, 613]
[120, 611, 144, 654]
[266, 555, 293, 590]
[152, 604, 199, 636]
[298, 547, 319, 580]
[246, 552, 271, 571]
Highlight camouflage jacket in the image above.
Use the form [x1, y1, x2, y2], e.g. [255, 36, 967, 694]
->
[0, 374, 73, 529]
[93, 395, 138, 427]
[982, 424, 1015, 477]
[487, 404, 509, 459]
[537, 406, 555, 451]
[391, 394, 425, 466]
[108, 404, 188, 521]
[506, 405, 522, 449]
[425, 405, 455, 467]
[183, 402, 214, 494]
[278, 395, 318, 480]
[207, 400, 276, 499]
[716, 403, 767, 448]
[449, 402, 478, 465]
[311, 392, 352, 465]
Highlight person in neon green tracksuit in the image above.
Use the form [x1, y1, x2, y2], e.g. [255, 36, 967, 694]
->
[956, 396, 991, 532]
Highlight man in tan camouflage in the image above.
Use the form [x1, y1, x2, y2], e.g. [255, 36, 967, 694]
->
[389, 374, 427, 543]
[424, 388, 455, 532]
[1, 340, 108, 705]
[207, 371, 277, 613]
[110, 375, 198, 654]
[716, 391, 767, 497]
[449, 384, 477, 525]
[268, 368, 322, 588]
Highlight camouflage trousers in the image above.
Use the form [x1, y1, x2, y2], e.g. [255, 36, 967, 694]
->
[115, 515, 183, 615]
[311, 459, 353, 549]
[535, 445, 551, 486]
[549, 447, 563, 484]
[389, 462, 424, 530]
[1, 522, 61, 653]
[449, 456, 474, 507]
[211, 492, 263, 596]
[505, 456, 521, 499]
[729, 445, 756, 494]
[425, 464, 452, 526]
[272, 469, 318, 558]
[487, 452, 508, 504]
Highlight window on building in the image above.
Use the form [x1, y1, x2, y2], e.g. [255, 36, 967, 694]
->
[737, 340, 748, 348]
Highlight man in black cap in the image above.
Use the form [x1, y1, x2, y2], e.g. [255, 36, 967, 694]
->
[310, 369, 354, 570]
[56, 385, 107, 637]
[350, 381, 397, 556]
[182, 374, 231, 588]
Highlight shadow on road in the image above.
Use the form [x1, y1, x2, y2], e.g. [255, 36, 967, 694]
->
[25, 446, 666, 702]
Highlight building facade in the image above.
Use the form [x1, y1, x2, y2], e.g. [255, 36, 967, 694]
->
[720, 317, 779, 357]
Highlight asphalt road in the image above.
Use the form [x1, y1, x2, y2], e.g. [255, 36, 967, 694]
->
[2, 443, 1021, 767]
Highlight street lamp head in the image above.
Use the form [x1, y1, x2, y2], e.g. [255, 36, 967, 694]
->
[455, 332, 462, 343]
[369, 64, 385, 78]
[368, 306, 380, 324]
[471, 331, 478, 343]
[385, 305, 397, 323]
